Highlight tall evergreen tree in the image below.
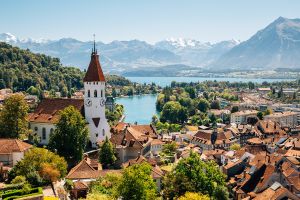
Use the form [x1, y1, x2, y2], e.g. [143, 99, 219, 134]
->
[99, 137, 117, 169]
[48, 106, 88, 164]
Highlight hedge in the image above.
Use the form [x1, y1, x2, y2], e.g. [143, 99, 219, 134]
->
[2, 187, 43, 200]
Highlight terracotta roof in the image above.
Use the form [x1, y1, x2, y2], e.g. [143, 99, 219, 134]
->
[66, 159, 99, 180]
[284, 149, 300, 158]
[151, 139, 164, 145]
[83, 52, 105, 82]
[253, 184, 298, 200]
[73, 181, 88, 190]
[28, 98, 84, 123]
[0, 139, 32, 154]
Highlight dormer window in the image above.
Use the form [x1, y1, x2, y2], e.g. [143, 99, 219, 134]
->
[88, 90, 90, 97]
[94, 90, 98, 97]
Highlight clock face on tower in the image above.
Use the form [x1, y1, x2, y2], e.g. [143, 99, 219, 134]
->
[100, 98, 105, 107]
[85, 99, 92, 107]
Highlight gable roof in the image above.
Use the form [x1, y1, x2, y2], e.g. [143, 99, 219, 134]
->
[83, 52, 105, 82]
[66, 159, 99, 180]
[28, 98, 84, 123]
[0, 139, 32, 154]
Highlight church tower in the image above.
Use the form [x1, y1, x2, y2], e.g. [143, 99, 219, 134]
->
[83, 39, 110, 148]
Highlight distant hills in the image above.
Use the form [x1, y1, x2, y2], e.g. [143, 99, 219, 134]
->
[1, 17, 300, 76]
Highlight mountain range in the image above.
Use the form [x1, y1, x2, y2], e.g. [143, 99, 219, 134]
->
[1, 17, 300, 76]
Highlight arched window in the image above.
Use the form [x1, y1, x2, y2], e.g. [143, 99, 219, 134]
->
[101, 90, 103, 97]
[87, 90, 90, 97]
[42, 128, 46, 140]
[102, 129, 105, 136]
[94, 90, 97, 97]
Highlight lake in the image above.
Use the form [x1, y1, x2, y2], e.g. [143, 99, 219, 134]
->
[116, 76, 296, 124]
[125, 76, 296, 87]
[115, 94, 158, 124]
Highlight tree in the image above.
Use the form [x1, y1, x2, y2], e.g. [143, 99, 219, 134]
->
[257, 112, 264, 120]
[86, 193, 111, 200]
[9, 147, 67, 186]
[40, 163, 61, 196]
[178, 192, 210, 200]
[230, 143, 241, 151]
[0, 94, 29, 138]
[197, 99, 210, 113]
[99, 137, 117, 169]
[160, 101, 185, 123]
[89, 173, 121, 198]
[162, 142, 177, 156]
[210, 100, 220, 110]
[162, 152, 228, 200]
[48, 106, 88, 164]
[231, 106, 239, 113]
[117, 163, 157, 200]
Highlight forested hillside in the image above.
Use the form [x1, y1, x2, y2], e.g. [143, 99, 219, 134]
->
[0, 42, 136, 97]
[0, 42, 84, 95]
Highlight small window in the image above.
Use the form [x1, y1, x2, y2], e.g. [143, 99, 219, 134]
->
[34, 127, 38, 131]
[101, 90, 103, 97]
[96, 133, 98, 137]
[94, 90, 97, 97]
[102, 129, 105, 136]
[42, 128, 46, 140]
[88, 90, 90, 97]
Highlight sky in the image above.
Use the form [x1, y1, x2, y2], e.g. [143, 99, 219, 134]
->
[1, 0, 300, 44]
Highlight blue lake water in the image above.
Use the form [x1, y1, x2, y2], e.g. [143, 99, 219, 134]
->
[115, 94, 158, 124]
[125, 76, 296, 87]
[116, 76, 296, 124]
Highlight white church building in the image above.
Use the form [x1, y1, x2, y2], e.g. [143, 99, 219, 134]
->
[28, 45, 110, 148]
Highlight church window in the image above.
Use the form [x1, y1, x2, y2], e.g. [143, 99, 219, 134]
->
[34, 127, 38, 131]
[87, 90, 90, 97]
[101, 90, 103, 97]
[102, 129, 105, 136]
[42, 128, 46, 140]
[94, 90, 97, 97]
[95, 133, 98, 137]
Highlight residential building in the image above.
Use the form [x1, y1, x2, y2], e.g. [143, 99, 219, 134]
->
[0, 139, 32, 166]
[230, 110, 258, 124]
[264, 111, 298, 128]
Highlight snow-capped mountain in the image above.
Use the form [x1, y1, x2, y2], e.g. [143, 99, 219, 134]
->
[2, 17, 299, 75]
[0, 33, 238, 73]
[211, 17, 300, 70]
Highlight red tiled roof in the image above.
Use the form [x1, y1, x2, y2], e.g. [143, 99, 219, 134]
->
[0, 139, 32, 154]
[83, 52, 105, 82]
[28, 98, 84, 123]
[66, 159, 99, 180]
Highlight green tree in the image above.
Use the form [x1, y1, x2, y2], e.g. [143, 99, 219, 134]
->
[231, 106, 239, 113]
[257, 111, 264, 120]
[0, 94, 29, 138]
[26, 86, 40, 96]
[161, 101, 185, 123]
[117, 163, 157, 200]
[163, 152, 228, 200]
[178, 192, 210, 200]
[89, 173, 121, 198]
[230, 143, 241, 151]
[48, 106, 88, 164]
[197, 99, 210, 113]
[99, 137, 117, 169]
[162, 142, 177, 156]
[210, 100, 220, 110]
[9, 147, 67, 186]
